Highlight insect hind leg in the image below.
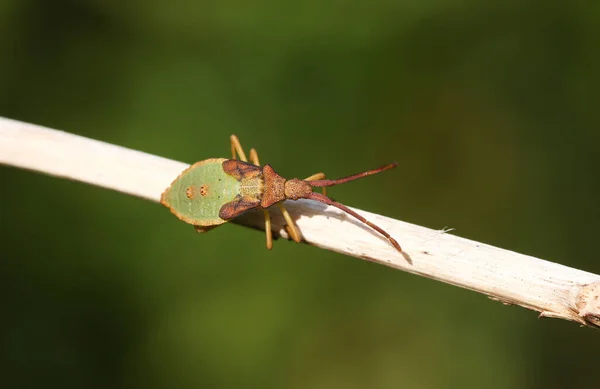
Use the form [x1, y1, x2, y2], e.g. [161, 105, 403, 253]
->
[194, 225, 219, 233]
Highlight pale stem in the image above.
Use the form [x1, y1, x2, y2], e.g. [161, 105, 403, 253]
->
[1, 116, 599, 328]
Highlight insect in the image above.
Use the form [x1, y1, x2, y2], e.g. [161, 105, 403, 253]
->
[161, 135, 402, 252]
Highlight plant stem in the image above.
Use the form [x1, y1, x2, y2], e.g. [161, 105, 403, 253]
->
[1, 116, 599, 328]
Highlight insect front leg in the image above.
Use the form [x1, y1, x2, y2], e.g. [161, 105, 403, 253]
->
[304, 173, 325, 180]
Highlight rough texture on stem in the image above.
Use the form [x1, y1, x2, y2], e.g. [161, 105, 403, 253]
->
[1, 115, 599, 328]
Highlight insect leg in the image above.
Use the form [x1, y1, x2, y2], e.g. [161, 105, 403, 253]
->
[304, 173, 325, 181]
[263, 210, 273, 250]
[249, 148, 260, 165]
[249, 147, 274, 249]
[279, 205, 302, 243]
[230, 134, 248, 162]
[194, 225, 219, 233]
[304, 172, 327, 196]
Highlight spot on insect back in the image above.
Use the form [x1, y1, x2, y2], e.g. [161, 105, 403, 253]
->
[184, 184, 210, 199]
[200, 184, 208, 196]
[185, 187, 194, 199]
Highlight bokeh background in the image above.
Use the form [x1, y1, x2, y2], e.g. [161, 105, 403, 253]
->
[1, 1, 599, 388]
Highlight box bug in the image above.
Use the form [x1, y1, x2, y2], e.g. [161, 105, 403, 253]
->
[161, 135, 401, 252]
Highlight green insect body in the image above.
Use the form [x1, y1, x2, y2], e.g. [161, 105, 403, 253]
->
[161, 135, 402, 252]
[161, 158, 237, 226]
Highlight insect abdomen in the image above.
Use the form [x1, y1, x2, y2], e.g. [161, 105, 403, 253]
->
[161, 158, 239, 226]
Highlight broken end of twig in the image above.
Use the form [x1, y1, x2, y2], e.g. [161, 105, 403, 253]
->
[537, 281, 600, 329]
[489, 281, 600, 329]
[574, 281, 600, 328]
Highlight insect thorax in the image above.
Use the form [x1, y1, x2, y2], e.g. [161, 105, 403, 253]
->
[238, 175, 264, 201]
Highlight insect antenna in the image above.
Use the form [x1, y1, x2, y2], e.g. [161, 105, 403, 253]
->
[308, 162, 398, 188]
[306, 191, 402, 253]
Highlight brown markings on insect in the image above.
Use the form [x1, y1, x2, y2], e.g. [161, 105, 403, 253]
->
[219, 159, 404, 253]
[199, 184, 208, 197]
[222, 159, 262, 180]
[219, 195, 261, 219]
[185, 185, 210, 199]
[185, 187, 195, 199]
[219, 160, 264, 220]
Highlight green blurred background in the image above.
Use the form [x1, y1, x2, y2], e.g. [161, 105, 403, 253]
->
[1, 0, 599, 388]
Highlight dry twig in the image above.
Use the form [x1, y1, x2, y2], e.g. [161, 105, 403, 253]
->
[1, 116, 599, 328]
